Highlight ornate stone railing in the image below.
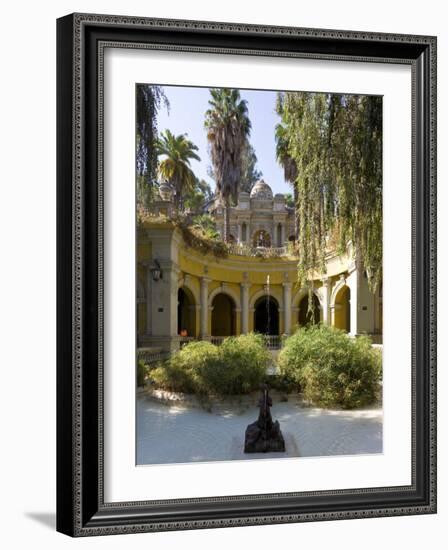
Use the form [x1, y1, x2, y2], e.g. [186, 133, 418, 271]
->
[263, 335, 282, 349]
[137, 347, 170, 364]
[227, 244, 296, 258]
[207, 336, 226, 346]
[204, 335, 282, 349]
[179, 336, 195, 348]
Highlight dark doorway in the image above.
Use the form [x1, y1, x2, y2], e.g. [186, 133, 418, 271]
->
[211, 293, 236, 336]
[177, 287, 196, 337]
[254, 296, 279, 335]
[298, 293, 321, 326]
[253, 230, 271, 248]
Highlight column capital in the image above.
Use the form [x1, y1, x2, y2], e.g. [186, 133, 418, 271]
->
[240, 281, 251, 289]
[179, 273, 193, 288]
[282, 281, 293, 290]
[200, 276, 212, 286]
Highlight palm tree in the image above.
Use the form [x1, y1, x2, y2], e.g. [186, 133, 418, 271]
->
[204, 88, 251, 242]
[136, 85, 168, 207]
[155, 130, 200, 210]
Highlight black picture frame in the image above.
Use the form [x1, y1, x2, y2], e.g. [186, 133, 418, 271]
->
[57, 13, 437, 537]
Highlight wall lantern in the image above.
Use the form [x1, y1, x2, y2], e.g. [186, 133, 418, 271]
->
[151, 259, 163, 282]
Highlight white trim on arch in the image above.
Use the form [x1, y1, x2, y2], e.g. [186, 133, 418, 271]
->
[292, 286, 322, 310]
[330, 276, 348, 309]
[249, 287, 282, 310]
[178, 276, 200, 306]
[208, 284, 241, 310]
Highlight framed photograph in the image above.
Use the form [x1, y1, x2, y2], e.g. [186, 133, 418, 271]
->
[57, 13, 437, 536]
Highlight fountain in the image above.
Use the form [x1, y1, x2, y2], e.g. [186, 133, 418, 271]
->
[244, 384, 286, 453]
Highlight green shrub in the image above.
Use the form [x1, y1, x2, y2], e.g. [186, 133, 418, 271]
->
[137, 360, 149, 387]
[278, 325, 382, 409]
[149, 341, 219, 394]
[210, 333, 270, 395]
[148, 334, 269, 396]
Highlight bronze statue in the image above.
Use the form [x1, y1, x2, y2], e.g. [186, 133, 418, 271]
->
[244, 384, 285, 453]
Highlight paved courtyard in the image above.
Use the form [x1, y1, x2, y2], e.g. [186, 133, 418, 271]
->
[137, 394, 383, 465]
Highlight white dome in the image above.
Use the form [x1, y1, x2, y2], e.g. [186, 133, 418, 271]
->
[250, 179, 273, 200]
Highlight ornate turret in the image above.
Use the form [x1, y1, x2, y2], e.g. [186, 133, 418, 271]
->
[250, 179, 274, 201]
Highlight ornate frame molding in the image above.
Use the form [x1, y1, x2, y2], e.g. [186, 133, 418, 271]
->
[57, 12, 437, 537]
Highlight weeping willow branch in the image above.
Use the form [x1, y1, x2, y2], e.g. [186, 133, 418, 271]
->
[277, 92, 382, 292]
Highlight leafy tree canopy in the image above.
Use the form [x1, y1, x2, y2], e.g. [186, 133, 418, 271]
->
[136, 85, 169, 206]
[204, 88, 252, 241]
[183, 178, 214, 214]
[239, 143, 263, 193]
[276, 91, 382, 291]
[155, 129, 200, 210]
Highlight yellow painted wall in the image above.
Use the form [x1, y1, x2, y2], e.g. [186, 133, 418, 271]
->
[137, 222, 357, 338]
[334, 286, 350, 331]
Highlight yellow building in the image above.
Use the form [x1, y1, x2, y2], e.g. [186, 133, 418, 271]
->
[137, 181, 382, 354]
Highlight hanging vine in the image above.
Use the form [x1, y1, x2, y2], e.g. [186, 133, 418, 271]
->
[277, 91, 382, 293]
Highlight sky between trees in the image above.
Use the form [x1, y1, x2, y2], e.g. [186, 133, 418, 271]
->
[155, 85, 289, 195]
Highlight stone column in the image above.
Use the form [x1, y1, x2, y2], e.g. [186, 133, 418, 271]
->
[281, 223, 286, 246]
[237, 223, 242, 244]
[346, 269, 358, 337]
[348, 261, 375, 336]
[167, 264, 180, 337]
[200, 277, 211, 338]
[320, 277, 331, 325]
[240, 282, 251, 334]
[282, 282, 293, 335]
[149, 260, 179, 352]
[145, 264, 152, 335]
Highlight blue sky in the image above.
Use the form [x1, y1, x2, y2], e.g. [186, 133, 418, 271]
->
[156, 85, 290, 195]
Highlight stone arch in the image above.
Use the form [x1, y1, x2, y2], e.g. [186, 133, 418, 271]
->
[179, 276, 200, 307]
[298, 293, 321, 326]
[292, 287, 322, 326]
[330, 277, 351, 332]
[252, 229, 271, 248]
[254, 295, 280, 335]
[208, 285, 241, 311]
[249, 287, 282, 311]
[211, 293, 237, 336]
[177, 286, 197, 337]
[330, 277, 348, 310]
[292, 287, 321, 310]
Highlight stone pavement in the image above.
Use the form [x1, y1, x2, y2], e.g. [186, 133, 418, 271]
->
[137, 395, 383, 465]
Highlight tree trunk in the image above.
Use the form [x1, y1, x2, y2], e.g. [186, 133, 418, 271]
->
[173, 177, 182, 211]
